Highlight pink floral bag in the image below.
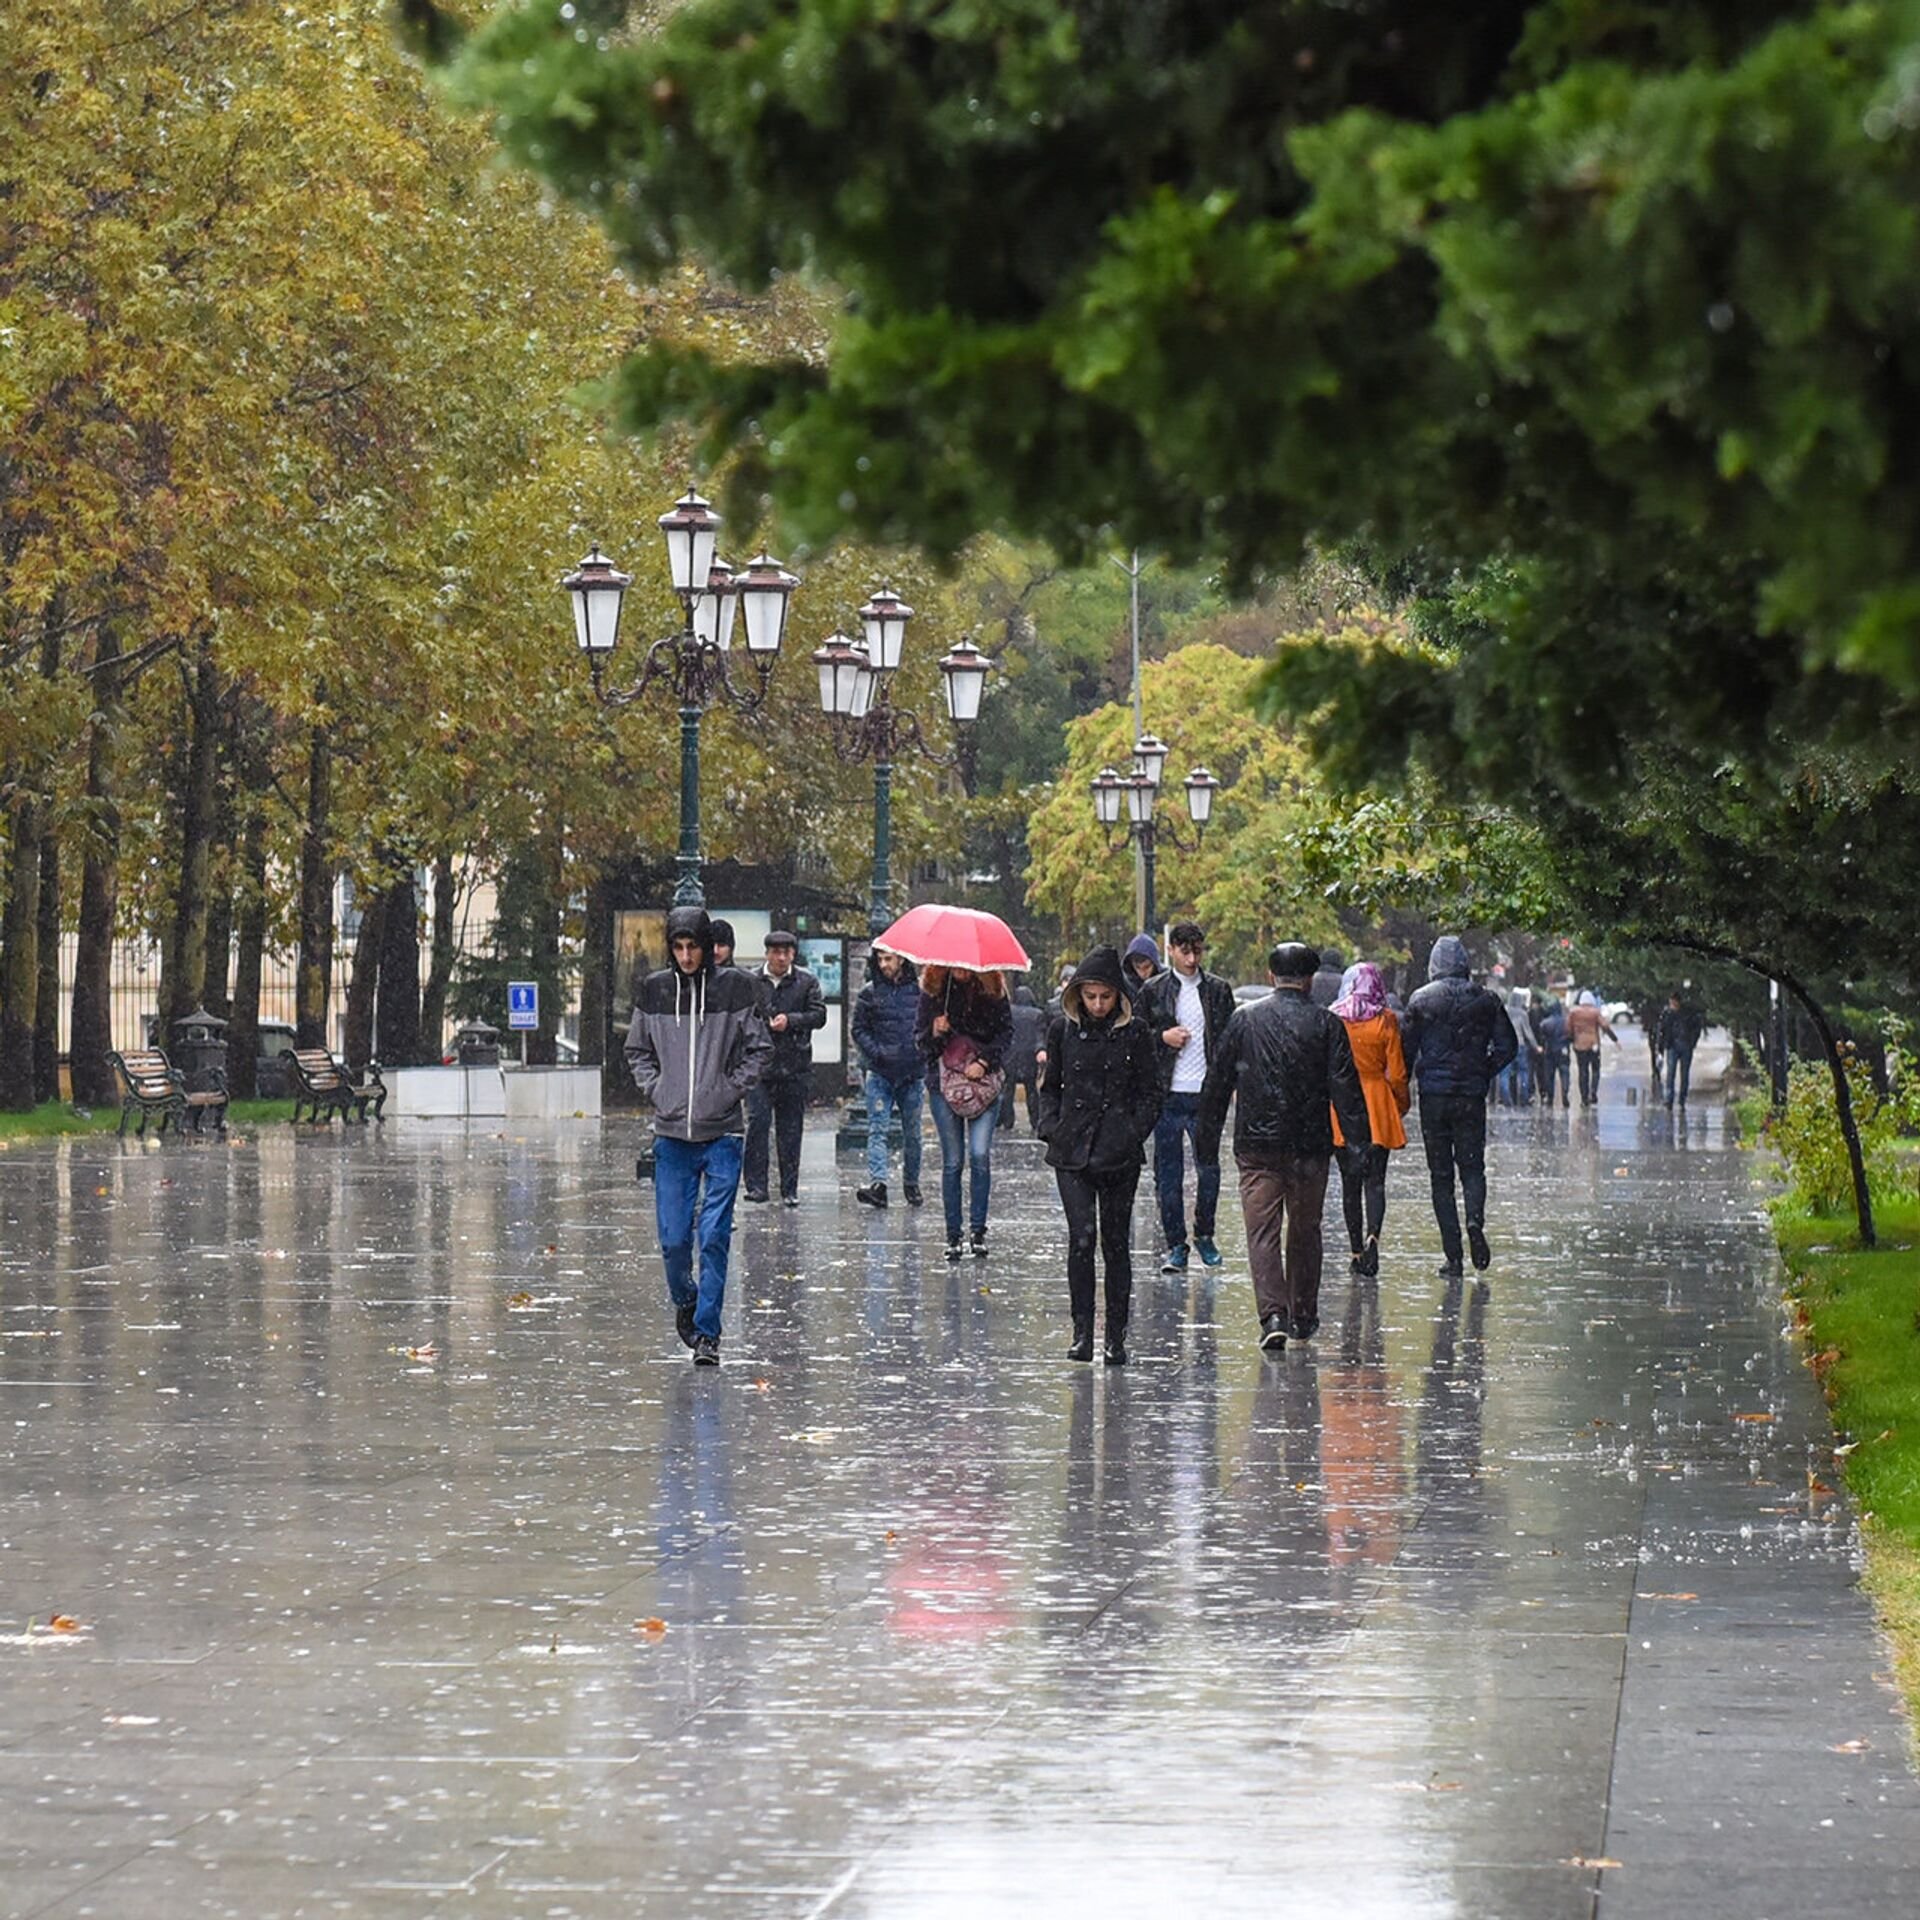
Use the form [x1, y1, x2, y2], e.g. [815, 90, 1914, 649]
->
[938, 1035, 1004, 1118]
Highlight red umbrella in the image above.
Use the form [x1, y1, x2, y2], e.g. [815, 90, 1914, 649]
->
[872, 904, 1031, 972]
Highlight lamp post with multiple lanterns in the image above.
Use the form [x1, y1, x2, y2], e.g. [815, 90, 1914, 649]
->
[811, 586, 990, 937]
[1090, 736, 1221, 937]
[561, 490, 800, 909]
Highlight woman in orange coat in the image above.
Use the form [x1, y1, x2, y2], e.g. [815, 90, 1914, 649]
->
[1330, 962, 1410, 1278]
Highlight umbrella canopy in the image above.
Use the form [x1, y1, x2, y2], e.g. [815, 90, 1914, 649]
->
[873, 904, 1031, 973]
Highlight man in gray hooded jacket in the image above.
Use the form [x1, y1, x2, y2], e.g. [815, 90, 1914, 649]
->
[1401, 935, 1517, 1279]
[625, 906, 771, 1365]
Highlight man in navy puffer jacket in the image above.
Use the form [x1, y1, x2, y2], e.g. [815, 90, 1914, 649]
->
[1402, 935, 1517, 1279]
[851, 949, 924, 1209]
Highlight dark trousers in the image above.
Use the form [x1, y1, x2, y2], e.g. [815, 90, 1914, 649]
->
[1336, 1142, 1390, 1252]
[744, 1076, 806, 1198]
[1540, 1051, 1570, 1105]
[1418, 1091, 1487, 1264]
[1236, 1152, 1330, 1327]
[1153, 1090, 1221, 1249]
[997, 1068, 1040, 1131]
[1055, 1162, 1140, 1332]
[1575, 1049, 1602, 1105]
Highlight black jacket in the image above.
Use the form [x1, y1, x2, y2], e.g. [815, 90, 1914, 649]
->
[916, 978, 1014, 1074]
[851, 957, 922, 1086]
[754, 964, 827, 1080]
[1402, 938, 1517, 1098]
[1038, 953, 1163, 1172]
[1141, 965, 1237, 1092]
[1657, 1004, 1705, 1055]
[1008, 995, 1047, 1077]
[1196, 985, 1370, 1161]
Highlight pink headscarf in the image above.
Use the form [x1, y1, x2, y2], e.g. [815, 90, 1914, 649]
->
[1332, 961, 1389, 1023]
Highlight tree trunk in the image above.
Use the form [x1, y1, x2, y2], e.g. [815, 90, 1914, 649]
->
[296, 711, 332, 1048]
[200, 757, 234, 1023]
[0, 792, 44, 1110]
[374, 865, 421, 1065]
[227, 800, 269, 1100]
[165, 645, 219, 1031]
[341, 882, 386, 1076]
[33, 825, 59, 1103]
[419, 852, 456, 1063]
[580, 870, 609, 1078]
[69, 625, 123, 1108]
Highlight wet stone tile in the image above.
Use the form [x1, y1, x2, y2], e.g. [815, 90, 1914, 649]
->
[2, 1107, 1918, 1916]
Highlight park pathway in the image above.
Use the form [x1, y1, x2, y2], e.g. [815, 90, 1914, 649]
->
[2, 1053, 1918, 1917]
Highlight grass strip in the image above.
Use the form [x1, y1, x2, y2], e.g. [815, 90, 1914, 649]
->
[0, 1098, 297, 1139]
[1776, 1198, 1920, 1756]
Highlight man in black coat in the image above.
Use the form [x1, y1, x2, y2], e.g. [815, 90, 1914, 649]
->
[998, 985, 1047, 1134]
[1197, 942, 1371, 1352]
[1657, 992, 1706, 1109]
[1038, 946, 1163, 1366]
[743, 930, 827, 1206]
[1401, 935, 1517, 1277]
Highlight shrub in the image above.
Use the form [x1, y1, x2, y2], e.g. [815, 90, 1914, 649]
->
[1764, 1052, 1904, 1218]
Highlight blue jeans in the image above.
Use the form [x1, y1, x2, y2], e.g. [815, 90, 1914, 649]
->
[1665, 1046, 1694, 1106]
[1497, 1051, 1533, 1106]
[865, 1072, 925, 1188]
[653, 1134, 743, 1341]
[929, 1087, 996, 1242]
[1154, 1091, 1220, 1250]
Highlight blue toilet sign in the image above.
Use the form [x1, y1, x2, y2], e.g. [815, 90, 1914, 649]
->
[507, 981, 539, 1031]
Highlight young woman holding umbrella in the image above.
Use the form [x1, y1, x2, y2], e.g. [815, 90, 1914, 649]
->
[877, 906, 1029, 1261]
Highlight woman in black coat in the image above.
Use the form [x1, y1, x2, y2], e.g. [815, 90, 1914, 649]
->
[1038, 946, 1164, 1365]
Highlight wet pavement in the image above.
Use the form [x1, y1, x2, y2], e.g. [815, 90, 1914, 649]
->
[3, 1055, 1917, 1918]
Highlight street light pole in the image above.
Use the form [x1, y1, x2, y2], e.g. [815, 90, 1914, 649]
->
[675, 704, 703, 909]
[1091, 754, 1220, 937]
[869, 756, 893, 939]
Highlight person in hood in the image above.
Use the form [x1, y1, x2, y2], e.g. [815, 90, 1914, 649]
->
[851, 947, 924, 1209]
[708, 919, 738, 971]
[1566, 989, 1619, 1107]
[1401, 936, 1516, 1279]
[1330, 961, 1410, 1280]
[1496, 987, 1537, 1107]
[624, 906, 771, 1366]
[998, 984, 1047, 1135]
[1038, 946, 1163, 1365]
[1536, 993, 1571, 1107]
[917, 965, 1014, 1260]
[1124, 934, 1163, 998]
[743, 931, 827, 1207]
[1197, 942, 1370, 1352]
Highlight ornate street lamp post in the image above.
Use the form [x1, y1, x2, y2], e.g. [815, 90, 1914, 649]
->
[1090, 741, 1220, 935]
[811, 587, 989, 936]
[562, 491, 799, 907]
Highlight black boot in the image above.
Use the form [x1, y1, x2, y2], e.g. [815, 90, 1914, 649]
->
[1067, 1320, 1095, 1363]
[1467, 1222, 1491, 1271]
[1103, 1328, 1127, 1366]
[1358, 1235, 1380, 1278]
[855, 1182, 887, 1208]
[902, 1182, 923, 1206]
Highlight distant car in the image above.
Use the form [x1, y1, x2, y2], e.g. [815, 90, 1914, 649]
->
[1603, 1001, 1635, 1028]
[1234, 983, 1271, 1005]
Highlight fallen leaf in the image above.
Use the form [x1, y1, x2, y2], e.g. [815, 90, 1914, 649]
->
[1643, 1592, 1698, 1602]
[506, 1291, 534, 1309]
[48, 1615, 79, 1633]
[1733, 1412, 1775, 1424]
[544, 1244, 557, 1254]
[884, 1530, 898, 1543]
[1807, 1471, 1837, 1497]
[635, 1617, 668, 1639]
[95, 1186, 109, 1196]
[1830, 1738, 1870, 1754]
[1564, 1855, 1623, 1869]
[404, 1344, 440, 1363]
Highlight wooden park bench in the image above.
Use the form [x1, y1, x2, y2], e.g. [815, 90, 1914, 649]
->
[108, 1048, 229, 1137]
[280, 1048, 387, 1124]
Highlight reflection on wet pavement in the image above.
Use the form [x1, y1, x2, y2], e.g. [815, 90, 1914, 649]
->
[2, 1093, 1916, 1918]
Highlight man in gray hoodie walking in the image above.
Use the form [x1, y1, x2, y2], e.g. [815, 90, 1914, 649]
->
[1401, 935, 1517, 1279]
[625, 906, 771, 1365]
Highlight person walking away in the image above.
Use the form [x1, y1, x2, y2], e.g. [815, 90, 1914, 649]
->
[1536, 995, 1571, 1108]
[1658, 992, 1705, 1109]
[743, 931, 827, 1206]
[1123, 934, 1163, 1005]
[999, 985, 1046, 1133]
[1330, 962, 1410, 1279]
[918, 964, 1013, 1260]
[1402, 936, 1517, 1278]
[625, 906, 771, 1366]
[1310, 947, 1348, 1009]
[851, 947, 924, 1208]
[1142, 919, 1234, 1273]
[1496, 988, 1536, 1107]
[1566, 990, 1618, 1107]
[1197, 943, 1370, 1353]
[1038, 946, 1163, 1365]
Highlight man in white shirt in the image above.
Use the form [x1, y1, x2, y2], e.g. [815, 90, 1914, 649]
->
[1142, 922, 1235, 1272]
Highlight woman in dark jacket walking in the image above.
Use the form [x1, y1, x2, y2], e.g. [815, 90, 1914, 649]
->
[1038, 946, 1163, 1365]
[917, 965, 1014, 1260]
